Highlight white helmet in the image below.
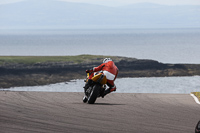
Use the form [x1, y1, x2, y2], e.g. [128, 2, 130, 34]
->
[103, 58, 112, 63]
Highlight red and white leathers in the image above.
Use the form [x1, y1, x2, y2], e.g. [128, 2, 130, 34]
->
[89, 60, 118, 92]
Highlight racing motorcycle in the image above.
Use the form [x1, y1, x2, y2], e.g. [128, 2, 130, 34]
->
[83, 71, 107, 104]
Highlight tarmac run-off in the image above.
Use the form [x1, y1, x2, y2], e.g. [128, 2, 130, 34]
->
[0, 91, 199, 133]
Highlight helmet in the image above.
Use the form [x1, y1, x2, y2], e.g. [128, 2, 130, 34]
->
[103, 58, 112, 63]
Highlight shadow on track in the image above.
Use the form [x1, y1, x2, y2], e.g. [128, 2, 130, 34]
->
[73, 102, 125, 105]
[93, 103, 125, 106]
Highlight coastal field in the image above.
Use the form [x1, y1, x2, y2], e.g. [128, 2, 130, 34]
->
[1, 55, 200, 89]
[0, 55, 125, 65]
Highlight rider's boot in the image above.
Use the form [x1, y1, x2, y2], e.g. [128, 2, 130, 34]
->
[101, 89, 111, 98]
[102, 85, 116, 98]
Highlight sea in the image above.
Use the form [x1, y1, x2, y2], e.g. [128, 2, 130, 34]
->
[0, 28, 200, 93]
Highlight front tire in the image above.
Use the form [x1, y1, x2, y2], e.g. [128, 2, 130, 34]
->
[83, 96, 88, 103]
[87, 84, 100, 104]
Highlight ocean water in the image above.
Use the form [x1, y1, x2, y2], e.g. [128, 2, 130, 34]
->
[2, 76, 200, 94]
[0, 28, 200, 63]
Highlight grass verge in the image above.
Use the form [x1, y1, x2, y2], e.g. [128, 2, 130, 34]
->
[192, 92, 200, 101]
[0, 54, 123, 65]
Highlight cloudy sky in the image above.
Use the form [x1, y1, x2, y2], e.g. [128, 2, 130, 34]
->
[1, 0, 200, 6]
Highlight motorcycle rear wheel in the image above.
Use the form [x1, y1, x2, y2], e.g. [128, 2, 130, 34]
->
[87, 84, 100, 104]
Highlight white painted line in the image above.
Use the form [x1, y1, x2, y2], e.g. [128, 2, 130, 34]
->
[190, 94, 200, 104]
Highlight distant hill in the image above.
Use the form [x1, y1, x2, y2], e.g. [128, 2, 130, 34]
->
[0, 0, 200, 29]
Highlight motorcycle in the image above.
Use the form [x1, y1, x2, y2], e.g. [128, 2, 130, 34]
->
[83, 71, 107, 104]
[196, 120, 200, 133]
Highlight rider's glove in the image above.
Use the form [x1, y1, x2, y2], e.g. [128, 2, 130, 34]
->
[86, 69, 93, 73]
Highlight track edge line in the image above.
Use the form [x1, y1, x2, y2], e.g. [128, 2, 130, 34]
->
[190, 93, 200, 105]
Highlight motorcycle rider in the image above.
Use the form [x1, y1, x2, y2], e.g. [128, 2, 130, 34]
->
[84, 58, 118, 98]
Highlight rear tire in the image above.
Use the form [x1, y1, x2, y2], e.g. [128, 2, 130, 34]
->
[87, 84, 100, 104]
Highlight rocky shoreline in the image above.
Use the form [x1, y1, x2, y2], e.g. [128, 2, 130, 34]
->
[1, 56, 200, 88]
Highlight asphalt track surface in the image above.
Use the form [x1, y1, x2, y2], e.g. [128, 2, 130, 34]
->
[0, 91, 199, 133]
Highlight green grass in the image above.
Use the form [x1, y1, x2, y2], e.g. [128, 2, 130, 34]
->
[192, 92, 200, 101]
[0, 55, 122, 65]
